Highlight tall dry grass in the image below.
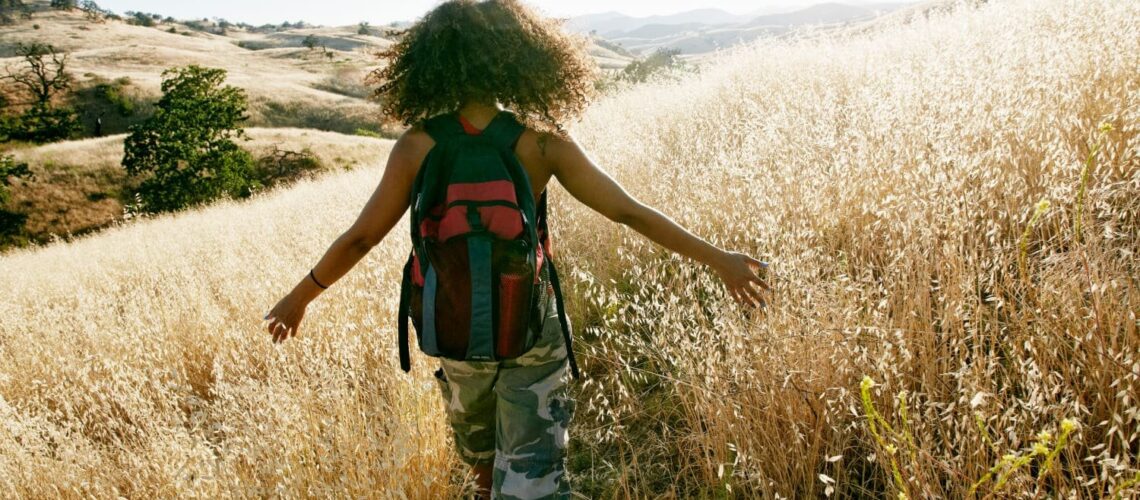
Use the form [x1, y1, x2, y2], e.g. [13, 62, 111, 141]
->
[0, 167, 463, 497]
[560, 0, 1139, 496]
[1, 0, 1138, 497]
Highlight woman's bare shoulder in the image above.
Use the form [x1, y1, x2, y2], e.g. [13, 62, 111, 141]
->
[516, 128, 577, 167]
[399, 124, 435, 150]
[390, 124, 434, 159]
[377, 125, 434, 179]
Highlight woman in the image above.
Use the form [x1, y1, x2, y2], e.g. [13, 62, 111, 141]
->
[264, 1, 770, 497]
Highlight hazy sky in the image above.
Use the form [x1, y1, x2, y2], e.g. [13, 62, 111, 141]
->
[95, 1, 826, 26]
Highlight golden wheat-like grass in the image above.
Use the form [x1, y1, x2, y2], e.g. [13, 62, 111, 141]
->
[1, 0, 1138, 497]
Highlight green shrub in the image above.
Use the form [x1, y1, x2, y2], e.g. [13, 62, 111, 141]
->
[122, 65, 258, 213]
[250, 98, 381, 135]
[0, 42, 79, 142]
[65, 75, 150, 138]
[96, 81, 133, 116]
[255, 145, 322, 185]
[312, 73, 371, 99]
[127, 12, 155, 27]
[302, 34, 319, 50]
[1, 0, 31, 25]
[619, 48, 687, 83]
[4, 104, 80, 142]
[0, 155, 31, 206]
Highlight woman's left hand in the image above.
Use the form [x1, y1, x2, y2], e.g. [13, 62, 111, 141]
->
[714, 251, 771, 308]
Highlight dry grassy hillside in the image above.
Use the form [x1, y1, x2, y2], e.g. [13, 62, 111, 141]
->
[1, 0, 1138, 498]
[4, 129, 391, 240]
[0, 5, 389, 134]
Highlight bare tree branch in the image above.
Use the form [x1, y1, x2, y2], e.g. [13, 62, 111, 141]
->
[0, 42, 72, 108]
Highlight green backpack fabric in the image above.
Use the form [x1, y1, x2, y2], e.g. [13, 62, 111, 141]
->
[396, 110, 579, 378]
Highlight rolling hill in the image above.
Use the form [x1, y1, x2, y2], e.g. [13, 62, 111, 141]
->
[0, 1, 632, 249]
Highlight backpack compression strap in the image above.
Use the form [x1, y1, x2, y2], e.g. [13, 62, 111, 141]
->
[537, 191, 581, 379]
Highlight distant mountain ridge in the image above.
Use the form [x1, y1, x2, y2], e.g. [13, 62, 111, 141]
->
[743, 3, 878, 27]
[566, 8, 744, 36]
[568, 2, 914, 55]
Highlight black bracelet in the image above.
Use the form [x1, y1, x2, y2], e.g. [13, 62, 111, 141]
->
[309, 269, 329, 289]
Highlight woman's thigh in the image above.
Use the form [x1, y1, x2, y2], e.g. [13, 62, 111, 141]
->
[437, 360, 499, 466]
[491, 311, 575, 499]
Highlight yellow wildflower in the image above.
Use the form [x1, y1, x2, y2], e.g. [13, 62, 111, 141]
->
[861, 376, 874, 392]
[1061, 419, 1077, 433]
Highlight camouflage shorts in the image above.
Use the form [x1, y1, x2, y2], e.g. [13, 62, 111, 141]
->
[434, 293, 576, 499]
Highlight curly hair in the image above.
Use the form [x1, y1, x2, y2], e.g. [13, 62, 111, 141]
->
[367, 0, 598, 136]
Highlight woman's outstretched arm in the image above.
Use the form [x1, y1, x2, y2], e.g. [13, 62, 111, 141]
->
[547, 134, 770, 307]
[264, 129, 431, 342]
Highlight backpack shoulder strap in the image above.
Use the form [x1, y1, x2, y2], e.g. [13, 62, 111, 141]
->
[545, 240, 581, 379]
[481, 110, 526, 151]
[547, 257, 580, 379]
[534, 189, 580, 379]
[537, 189, 548, 239]
[422, 112, 465, 143]
[410, 113, 462, 268]
[397, 252, 414, 372]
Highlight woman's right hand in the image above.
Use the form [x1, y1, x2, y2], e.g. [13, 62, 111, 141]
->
[713, 251, 771, 308]
[265, 293, 308, 343]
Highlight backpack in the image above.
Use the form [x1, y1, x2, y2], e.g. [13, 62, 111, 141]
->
[396, 110, 580, 379]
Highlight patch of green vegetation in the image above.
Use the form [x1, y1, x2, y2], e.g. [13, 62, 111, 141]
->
[236, 40, 270, 50]
[251, 98, 385, 136]
[68, 75, 152, 137]
[253, 145, 322, 186]
[123, 65, 258, 213]
[618, 48, 689, 84]
[353, 128, 381, 138]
